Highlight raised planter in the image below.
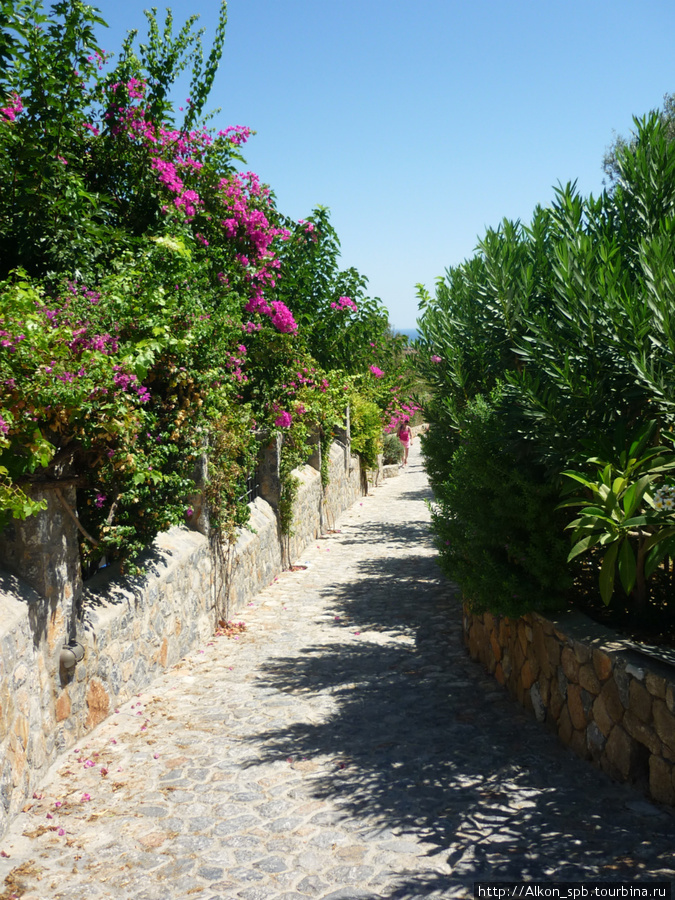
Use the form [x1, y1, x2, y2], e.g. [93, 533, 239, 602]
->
[464, 604, 675, 804]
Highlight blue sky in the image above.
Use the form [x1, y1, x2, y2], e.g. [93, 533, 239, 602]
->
[98, 0, 675, 329]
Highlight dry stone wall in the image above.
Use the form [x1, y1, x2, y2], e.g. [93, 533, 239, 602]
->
[0, 441, 365, 838]
[464, 605, 675, 805]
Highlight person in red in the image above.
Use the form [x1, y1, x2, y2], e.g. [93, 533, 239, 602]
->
[398, 420, 412, 466]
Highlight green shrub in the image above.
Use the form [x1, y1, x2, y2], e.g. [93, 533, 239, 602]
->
[432, 394, 571, 617]
[349, 394, 383, 469]
[382, 433, 403, 465]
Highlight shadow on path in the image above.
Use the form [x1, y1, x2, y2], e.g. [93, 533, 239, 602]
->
[250, 548, 675, 895]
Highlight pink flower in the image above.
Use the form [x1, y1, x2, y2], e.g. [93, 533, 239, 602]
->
[431, 355, 442, 363]
[0, 92, 23, 122]
[269, 301, 297, 334]
[370, 365, 384, 378]
[274, 411, 293, 428]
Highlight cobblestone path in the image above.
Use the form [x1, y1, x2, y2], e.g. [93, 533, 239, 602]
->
[2, 441, 675, 899]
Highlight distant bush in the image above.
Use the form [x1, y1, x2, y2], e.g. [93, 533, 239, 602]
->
[382, 433, 403, 465]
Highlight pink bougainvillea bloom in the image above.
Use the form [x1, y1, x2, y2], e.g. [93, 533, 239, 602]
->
[431, 355, 442, 363]
[370, 365, 384, 378]
[58, 828, 65, 836]
[274, 411, 293, 428]
[83, 760, 95, 768]
[81, 793, 91, 802]
[269, 300, 297, 334]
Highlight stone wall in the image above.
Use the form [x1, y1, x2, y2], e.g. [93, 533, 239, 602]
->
[464, 605, 675, 805]
[0, 441, 365, 838]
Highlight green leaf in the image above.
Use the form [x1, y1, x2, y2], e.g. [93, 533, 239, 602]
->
[612, 476, 627, 496]
[617, 538, 637, 596]
[622, 515, 650, 528]
[556, 496, 589, 510]
[622, 474, 652, 518]
[568, 533, 601, 561]
[561, 470, 597, 490]
[643, 526, 675, 554]
[599, 540, 620, 605]
[645, 543, 669, 581]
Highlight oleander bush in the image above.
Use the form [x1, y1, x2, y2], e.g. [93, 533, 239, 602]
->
[417, 112, 675, 627]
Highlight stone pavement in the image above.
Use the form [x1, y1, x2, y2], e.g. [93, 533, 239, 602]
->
[2, 441, 675, 899]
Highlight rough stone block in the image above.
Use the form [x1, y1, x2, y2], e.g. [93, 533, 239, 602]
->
[85, 678, 110, 729]
[649, 756, 675, 806]
[645, 671, 667, 700]
[521, 659, 536, 691]
[572, 641, 591, 665]
[558, 706, 573, 745]
[586, 721, 606, 755]
[622, 710, 661, 755]
[605, 724, 636, 780]
[489, 632, 502, 664]
[530, 683, 546, 723]
[592, 693, 614, 738]
[532, 623, 551, 678]
[14, 715, 29, 750]
[578, 664, 601, 696]
[567, 684, 588, 731]
[614, 666, 631, 707]
[517, 621, 529, 657]
[667, 685, 675, 715]
[592, 649, 613, 683]
[653, 699, 675, 752]
[549, 678, 564, 721]
[570, 728, 589, 760]
[629, 678, 653, 723]
[545, 635, 561, 668]
[599, 678, 624, 724]
[561, 647, 580, 683]
[55, 691, 71, 723]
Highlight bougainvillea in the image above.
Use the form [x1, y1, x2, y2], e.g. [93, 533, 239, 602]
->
[0, 1, 415, 569]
